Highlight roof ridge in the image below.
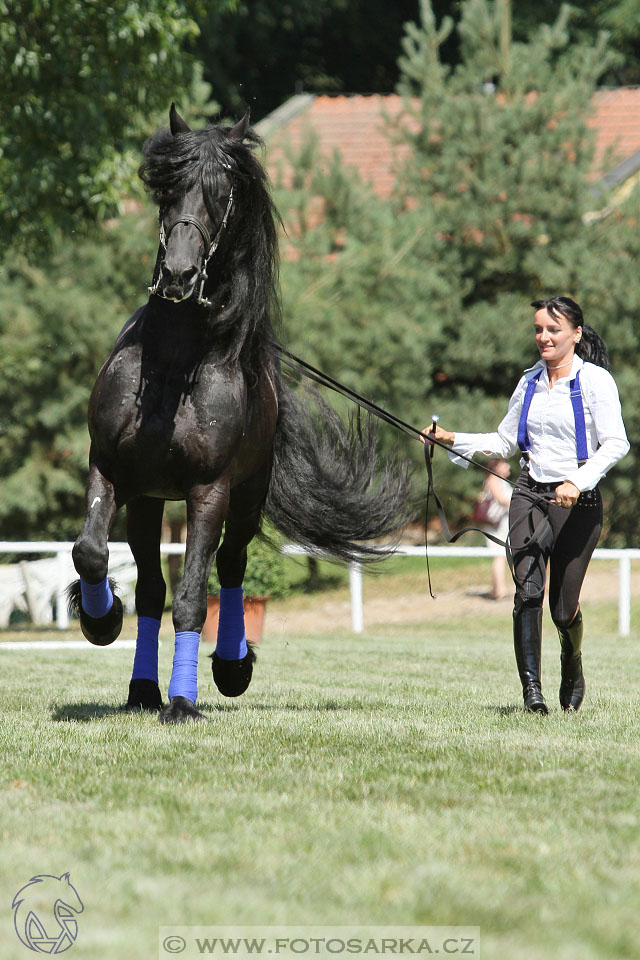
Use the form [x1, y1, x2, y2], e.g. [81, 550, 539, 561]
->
[255, 94, 316, 140]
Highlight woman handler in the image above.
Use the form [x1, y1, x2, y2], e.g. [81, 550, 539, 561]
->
[427, 297, 629, 713]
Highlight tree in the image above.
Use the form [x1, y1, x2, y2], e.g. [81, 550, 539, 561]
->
[0, 0, 234, 252]
[511, 0, 640, 85]
[192, 0, 427, 121]
[0, 213, 157, 540]
[273, 132, 452, 447]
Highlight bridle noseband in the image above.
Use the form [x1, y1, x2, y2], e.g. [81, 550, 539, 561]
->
[148, 182, 235, 308]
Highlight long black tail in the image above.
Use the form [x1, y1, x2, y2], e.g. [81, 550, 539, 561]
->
[264, 379, 413, 563]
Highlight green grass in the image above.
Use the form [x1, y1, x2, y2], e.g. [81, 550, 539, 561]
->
[1, 567, 639, 960]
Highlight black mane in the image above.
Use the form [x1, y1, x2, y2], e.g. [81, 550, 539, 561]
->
[139, 123, 282, 376]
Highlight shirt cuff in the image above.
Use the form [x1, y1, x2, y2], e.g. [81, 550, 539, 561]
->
[448, 433, 480, 469]
[565, 467, 599, 493]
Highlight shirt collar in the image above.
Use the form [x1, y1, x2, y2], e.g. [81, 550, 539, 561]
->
[523, 354, 584, 382]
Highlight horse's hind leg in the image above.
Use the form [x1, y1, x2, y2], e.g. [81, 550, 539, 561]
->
[69, 464, 123, 646]
[210, 490, 265, 698]
[125, 496, 166, 711]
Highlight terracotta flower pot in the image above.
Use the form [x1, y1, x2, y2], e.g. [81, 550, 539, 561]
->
[201, 595, 268, 645]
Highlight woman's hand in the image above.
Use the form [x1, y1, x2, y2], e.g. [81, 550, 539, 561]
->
[554, 481, 580, 508]
[420, 424, 455, 447]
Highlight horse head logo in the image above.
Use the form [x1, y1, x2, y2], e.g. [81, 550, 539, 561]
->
[12, 872, 84, 954]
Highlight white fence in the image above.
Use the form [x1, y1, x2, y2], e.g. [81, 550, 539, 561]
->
[284, 544, 639, 637]
[0, 541, 638, 636]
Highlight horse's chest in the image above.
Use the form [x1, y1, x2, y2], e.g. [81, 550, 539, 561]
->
[136, 395, 241, 459]
[95, 360, 247, 489]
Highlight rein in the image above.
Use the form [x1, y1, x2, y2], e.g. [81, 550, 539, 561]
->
[148, 184, 235, 308]
[274, 344, 556, 595]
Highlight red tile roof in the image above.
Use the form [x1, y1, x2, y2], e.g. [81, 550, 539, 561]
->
[259, 89, 640, 196]
[259, 94, 411, 198]
[590, 87, 640, 176]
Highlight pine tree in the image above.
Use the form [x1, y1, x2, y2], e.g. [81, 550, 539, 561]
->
[396, 0, 613, 392]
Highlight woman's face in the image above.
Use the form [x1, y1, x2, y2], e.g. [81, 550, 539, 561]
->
[534, 307, 581, 366]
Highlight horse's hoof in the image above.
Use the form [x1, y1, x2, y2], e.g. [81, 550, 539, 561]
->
[124, 678, 163, 712]
[211, 645, 256, 697]
[67, 579, 123, 646]
[158, 696, 207, 724]
[80, 596, 123, 646]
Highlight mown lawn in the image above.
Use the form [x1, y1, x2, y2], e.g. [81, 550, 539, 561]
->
[1, 560, 638, 960]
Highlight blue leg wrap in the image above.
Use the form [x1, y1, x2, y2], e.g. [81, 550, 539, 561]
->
[131, 616, 161, 684]
[80, 576, 113, 619]
[216, 587, 248, 661]
[168, 631, 200, 703]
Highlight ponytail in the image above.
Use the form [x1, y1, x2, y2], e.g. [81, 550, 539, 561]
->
[575, 323, 610, 370]
[531, 296, 610, 371]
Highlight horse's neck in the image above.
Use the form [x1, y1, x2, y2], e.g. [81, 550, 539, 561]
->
[140, 300, 239, 371]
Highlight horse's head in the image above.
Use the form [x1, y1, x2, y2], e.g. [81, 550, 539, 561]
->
[140, 104, 280, 368]
[143, 104, 250, 307]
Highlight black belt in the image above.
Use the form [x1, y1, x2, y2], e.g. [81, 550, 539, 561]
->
[519, 472, 601, 508]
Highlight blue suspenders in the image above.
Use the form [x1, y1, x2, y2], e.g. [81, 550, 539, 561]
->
[517, 368, 588, 464]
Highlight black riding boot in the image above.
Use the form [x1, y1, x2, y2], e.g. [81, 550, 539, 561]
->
[513, 604, 548, 714]
[557, 608, 585, 712]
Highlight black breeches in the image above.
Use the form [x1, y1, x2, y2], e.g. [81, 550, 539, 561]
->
[508, 470, 603, 627]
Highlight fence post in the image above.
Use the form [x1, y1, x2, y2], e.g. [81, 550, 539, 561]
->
[56, 549, 71, 630]
[619, 555, 631, 637]
[349, 562, 364, 633]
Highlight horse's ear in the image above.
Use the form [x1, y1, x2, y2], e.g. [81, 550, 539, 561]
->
[229, 109, 251, 141]
[169, 102, 191, 135]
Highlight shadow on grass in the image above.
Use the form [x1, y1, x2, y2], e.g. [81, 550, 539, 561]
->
[485, 703, 524, 715]
[51, 702, 125, 722]
[51, 697, 352, 722]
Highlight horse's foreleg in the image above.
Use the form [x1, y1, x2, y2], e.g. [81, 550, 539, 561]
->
[210, 496, 264, 698]
[69, 465, 123, 646]
[159, 481, 228, 724]
[125, 496, 166, 711]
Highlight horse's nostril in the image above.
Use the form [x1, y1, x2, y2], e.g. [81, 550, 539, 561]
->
[160, 262, 197, 288]
[180, 266, 198, 286]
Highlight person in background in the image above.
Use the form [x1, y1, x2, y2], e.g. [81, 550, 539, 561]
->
[424, 296, 629, 714]
[475, 458, 512, 600]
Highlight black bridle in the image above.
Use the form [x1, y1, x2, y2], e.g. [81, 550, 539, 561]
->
[148, 183, 235, 308]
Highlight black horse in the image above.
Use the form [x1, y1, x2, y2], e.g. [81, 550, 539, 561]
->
[68, 104, 410, 723]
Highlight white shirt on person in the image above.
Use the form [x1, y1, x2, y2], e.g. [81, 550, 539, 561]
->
[449, 355, 629, 492]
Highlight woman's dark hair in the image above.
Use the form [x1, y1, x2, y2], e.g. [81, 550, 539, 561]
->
[530, 296, 610, 370]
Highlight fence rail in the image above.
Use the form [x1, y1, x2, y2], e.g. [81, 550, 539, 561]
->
[0, 542, 638, 636]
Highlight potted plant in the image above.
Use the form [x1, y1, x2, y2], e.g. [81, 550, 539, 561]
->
[202, 536, 290, 644]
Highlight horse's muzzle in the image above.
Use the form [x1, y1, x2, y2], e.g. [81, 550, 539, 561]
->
[159, 262, 199, 302]
[161, 280, 197, 303]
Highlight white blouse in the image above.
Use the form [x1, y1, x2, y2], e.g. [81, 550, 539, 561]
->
[450, 356, 629, 491]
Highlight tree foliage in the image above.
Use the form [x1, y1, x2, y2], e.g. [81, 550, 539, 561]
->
[511, 0, 640, 85]
[192, 0, 424, 121]
[0, 213, 157, 539]
[0, 0, 233, 252]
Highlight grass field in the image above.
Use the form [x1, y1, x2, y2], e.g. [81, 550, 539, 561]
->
[1, 557, 639, 960]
